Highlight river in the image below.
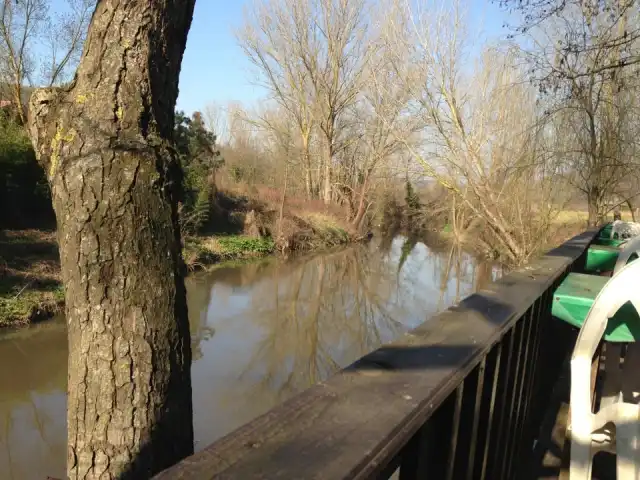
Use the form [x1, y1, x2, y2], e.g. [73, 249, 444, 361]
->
[0, 235, 499, 479]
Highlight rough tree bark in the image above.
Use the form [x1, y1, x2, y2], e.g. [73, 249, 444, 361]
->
[27, 1, 196, 478]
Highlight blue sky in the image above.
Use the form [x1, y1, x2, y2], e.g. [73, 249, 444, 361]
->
[45, 0, 512, 115]
[176, 0, 265, 114]
[176, 0, 513, 115]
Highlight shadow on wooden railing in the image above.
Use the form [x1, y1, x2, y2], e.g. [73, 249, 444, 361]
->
[155, 229, 599, 480]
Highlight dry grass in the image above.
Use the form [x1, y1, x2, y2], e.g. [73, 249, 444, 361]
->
[554, 209, 635, 225]
[220, 180, 349, 219]
[546, 208, 636, 250]
[214, 181, 356, 253]
[554, 210, 588, 225]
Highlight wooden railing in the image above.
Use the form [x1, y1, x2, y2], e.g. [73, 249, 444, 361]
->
[155, 229, 599, 480]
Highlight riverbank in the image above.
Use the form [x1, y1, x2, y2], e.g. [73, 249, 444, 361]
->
[0, 229, 64, 328]
[0, 210, 356, 328]
[183, 212, 354, 271]
[428, 211, 588, 264]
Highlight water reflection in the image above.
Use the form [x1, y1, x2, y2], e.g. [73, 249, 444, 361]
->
[0, 319, 67, 479]
[189, 235, 499, 449]
[0, 235, 499, 478]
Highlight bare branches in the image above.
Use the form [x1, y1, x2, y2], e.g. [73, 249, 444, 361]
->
[238, 0, 372, 204]
[510, 0, 640, 224]
[41, 0, 94, 87]
[229, 0, 637, 262]
[0, 0, 94, 123]
[377, 0, 569, 264]
[500, 0, 640, 78]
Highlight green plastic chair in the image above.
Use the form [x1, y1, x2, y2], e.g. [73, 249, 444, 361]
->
[592, 222, 628, 248]
[553, 235, 640, 342]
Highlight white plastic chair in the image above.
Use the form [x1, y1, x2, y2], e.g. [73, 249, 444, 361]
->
[610, 220, 640, 240]
[569, 260, 640, 479]
[613, 235, 640, 274]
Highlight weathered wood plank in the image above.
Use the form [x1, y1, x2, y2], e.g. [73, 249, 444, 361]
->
[155, 230, 598, 480]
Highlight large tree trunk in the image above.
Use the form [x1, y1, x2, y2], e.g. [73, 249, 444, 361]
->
[27, 1, 196, 478]
[625, 199, 636, 222]
[323, 160, 332, 205]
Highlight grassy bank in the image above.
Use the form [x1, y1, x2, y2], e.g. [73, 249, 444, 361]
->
[0, 229, 64, 328]
[0, 188, 356, 328]
[183, 235, 277, 270]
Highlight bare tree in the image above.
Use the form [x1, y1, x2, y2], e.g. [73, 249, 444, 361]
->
[203, 101, 230, 146]
[503, 0, 640, 225]
[41, 0, 94, 86]
[0, 0, 93, 123]
[27, 0, 196, 477]
[500, 0, 640, 80]
[238, 2, 317, 199]
[0, 0, 46, 122]
[239, 0, 370, 205]
[345, 10, 420, 228]
[223, 102, 267, 186]
[383, 0, 566, 264]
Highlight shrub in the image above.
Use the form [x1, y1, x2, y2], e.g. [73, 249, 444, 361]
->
[0, 112, 54, 229]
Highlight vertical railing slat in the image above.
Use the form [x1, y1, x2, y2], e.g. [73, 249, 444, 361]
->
[446, 384, 465, 480]
[479, 343, 503, 480]
[466, 358, 487, 479]
[506, 302, 537, 477]
[498, 317, 526, 479]
[486, 328, 516, 478]
[398, 392, 456, 480]
[515, 295, 546, 473]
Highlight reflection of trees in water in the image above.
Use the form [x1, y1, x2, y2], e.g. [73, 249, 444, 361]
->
[0, 319, 67, 479]
[378, 233, 396, 259]
[422, 240, 499, 311]
[1, 394, 64, 479]
[187, 260, 280, 360]
[192, 237, 502, 433]
[232, 237, 498, 405]
[186, 276, 216, 362]
[397, 235, 419, 276]
[237, 245, 410, 404]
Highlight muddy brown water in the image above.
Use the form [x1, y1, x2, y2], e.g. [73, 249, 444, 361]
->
[0, 235, 499, 479]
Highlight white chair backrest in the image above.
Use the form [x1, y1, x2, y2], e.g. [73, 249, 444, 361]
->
[573, 260, 640, 367]
[611, 220, 640, 240]
[614, 235, 640, 274]
[570, 260, 640, 479]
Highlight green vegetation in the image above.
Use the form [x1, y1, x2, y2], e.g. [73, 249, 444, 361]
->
[183, 235, 276, 270]
[217, 236, 275, 254]
[0, 107, 360, 328]
[0, 230, 63, 327]
[0, 111, 55, 229]
[0, 282, 64, 327]
[174, 110, 224, 235]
